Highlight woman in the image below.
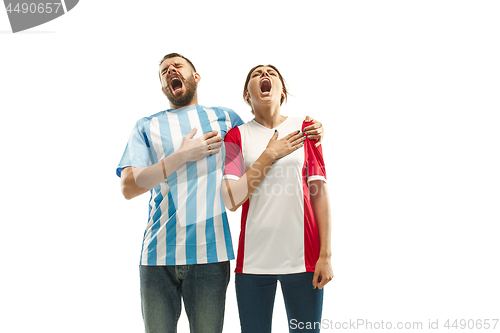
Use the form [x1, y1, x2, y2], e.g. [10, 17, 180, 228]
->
[222, 64, 333, 332]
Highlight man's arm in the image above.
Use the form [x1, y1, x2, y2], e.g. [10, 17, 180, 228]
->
[121, 167, 150, 200]
[121, 128, 222, 200]
[121, 149, 186, 200]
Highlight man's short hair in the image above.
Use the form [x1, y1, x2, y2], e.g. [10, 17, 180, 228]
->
[159, 53, 197, 72]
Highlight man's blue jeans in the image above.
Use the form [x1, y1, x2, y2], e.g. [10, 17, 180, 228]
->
[235, 272, 324, 333]
[140, 261, 230, 333]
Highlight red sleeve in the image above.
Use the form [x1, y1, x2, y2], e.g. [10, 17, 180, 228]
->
[223, 127, 245, 179]
[302, 121, 327, 181]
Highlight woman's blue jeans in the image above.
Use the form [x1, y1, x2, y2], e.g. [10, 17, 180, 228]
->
[140, 261, 230, 333]
[235, 272, 324, 333]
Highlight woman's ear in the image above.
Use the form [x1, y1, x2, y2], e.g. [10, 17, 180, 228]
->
[244, 91, 250, 100]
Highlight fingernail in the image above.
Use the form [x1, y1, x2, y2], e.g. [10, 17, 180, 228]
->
[275, 129, 277, 133]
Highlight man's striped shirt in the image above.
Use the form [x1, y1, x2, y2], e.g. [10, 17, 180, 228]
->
[117, 105, 244, 266]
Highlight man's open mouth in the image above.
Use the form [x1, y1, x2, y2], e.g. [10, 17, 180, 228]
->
[170, 77, 183, 93]
[260, 78, 271, 94]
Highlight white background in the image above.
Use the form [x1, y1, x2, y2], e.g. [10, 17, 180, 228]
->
[1, 1, 499, 332]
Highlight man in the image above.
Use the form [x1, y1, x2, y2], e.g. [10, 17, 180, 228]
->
[116, 53, 323, 333]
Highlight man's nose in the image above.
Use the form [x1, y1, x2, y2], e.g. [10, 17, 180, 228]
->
[167, 67, 178, 75]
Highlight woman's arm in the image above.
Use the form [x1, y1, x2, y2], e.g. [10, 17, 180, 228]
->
[221, 149, 275, 212]
[303, 115, 324, 143]
[221, 130, 305, 211]
[310, 180, 334, 289]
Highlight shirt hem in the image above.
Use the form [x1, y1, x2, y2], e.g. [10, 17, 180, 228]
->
[222, 174, 240, 181]
[236, 267, 309, 275]
[307, 175, 327, 183]
[140, 256, 235, 266]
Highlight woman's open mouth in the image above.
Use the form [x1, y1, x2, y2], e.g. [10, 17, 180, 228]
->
[260, 78, 272, 95]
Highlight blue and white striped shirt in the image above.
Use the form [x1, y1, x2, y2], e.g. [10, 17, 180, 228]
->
[117, 105, 244, 266]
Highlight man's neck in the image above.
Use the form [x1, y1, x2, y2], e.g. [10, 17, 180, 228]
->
[169, 96, 198, 110]
[169, 103, 198, 110]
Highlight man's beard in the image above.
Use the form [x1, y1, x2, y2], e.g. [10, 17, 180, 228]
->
[163, 75, 197, 107]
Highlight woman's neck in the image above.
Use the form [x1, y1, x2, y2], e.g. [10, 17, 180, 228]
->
[254, 105, 286, 129]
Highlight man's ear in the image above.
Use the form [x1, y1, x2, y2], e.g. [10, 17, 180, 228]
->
[194, 72, 201, 83]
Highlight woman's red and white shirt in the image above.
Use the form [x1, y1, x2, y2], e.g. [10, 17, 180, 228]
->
[223, 117, 327, 274]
